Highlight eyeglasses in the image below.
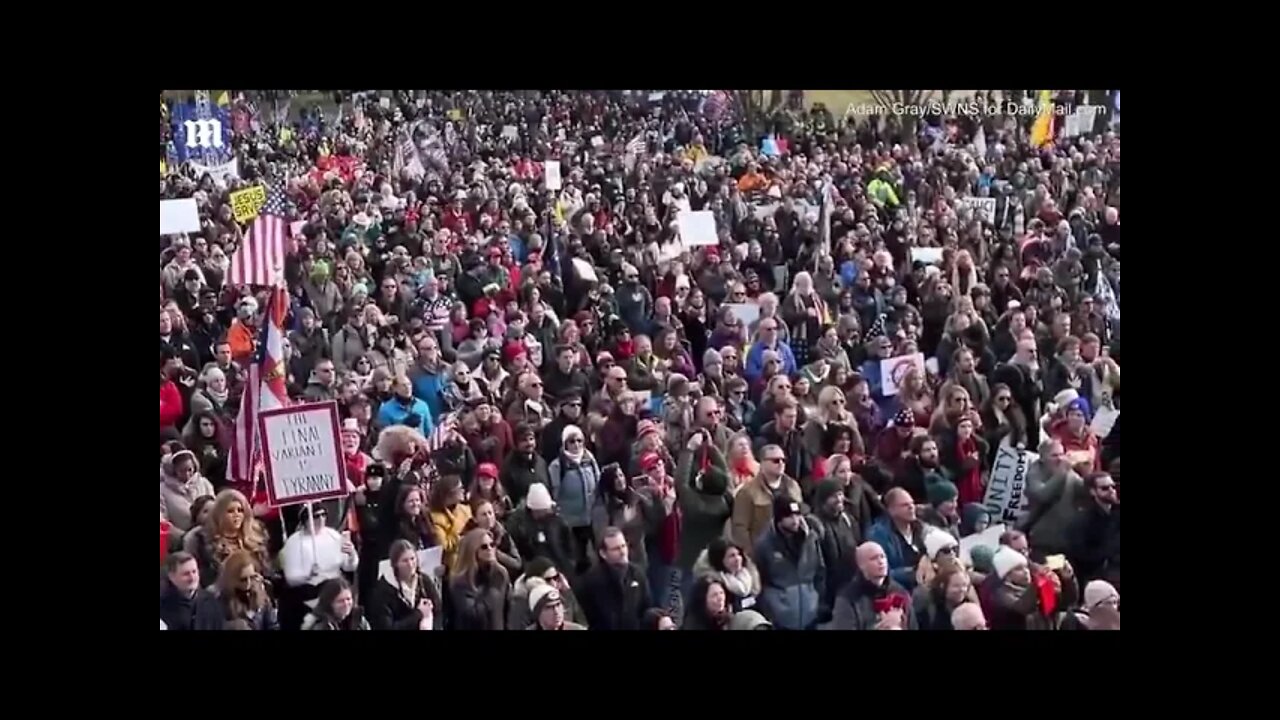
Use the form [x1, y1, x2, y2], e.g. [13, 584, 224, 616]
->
[763, 457, 784, 464]
[776, 384, 791, 390]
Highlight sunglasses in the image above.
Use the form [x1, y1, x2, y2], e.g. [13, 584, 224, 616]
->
[763, 457, 784, 464]
[996, 396, 1011, 403]
[478, 542, 493, 551]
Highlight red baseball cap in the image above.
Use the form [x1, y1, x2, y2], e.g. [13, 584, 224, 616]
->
[478, 462, 499, 479]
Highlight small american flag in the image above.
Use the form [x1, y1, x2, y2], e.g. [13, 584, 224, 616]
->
[625, 132, 646, 156]
[427, 412, 458, 454]
[228, 179, 289, 288]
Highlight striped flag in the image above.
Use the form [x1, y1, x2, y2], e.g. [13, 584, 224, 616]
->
[229, 285, 291, 484]
[228, 180, 289, 288]
[427, 412, 458, 454]
[624, 131, 646, 171]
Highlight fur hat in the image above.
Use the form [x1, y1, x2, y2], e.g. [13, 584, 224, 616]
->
[924, 529, 960, 561]
[528, 581, 562, 614]
[992, 546, 1028, 581]
[373, 425, 427, 463]
[526, 483, 554, 511]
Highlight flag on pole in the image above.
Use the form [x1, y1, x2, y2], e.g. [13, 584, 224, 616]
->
[1030, 90, 1056, 148]
[229, 285, 291, 483]
[816, 178, 836, 271]
[228, 180, 289, 288]
[973, 125, 987, 160]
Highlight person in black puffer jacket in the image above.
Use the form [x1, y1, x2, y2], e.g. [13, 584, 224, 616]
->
[505, 483, 577, 582]
[500, 425, 550, 506]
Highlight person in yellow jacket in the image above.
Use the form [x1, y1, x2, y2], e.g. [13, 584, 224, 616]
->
[867, 167, 900, 209]
[428, 475, 474, 575]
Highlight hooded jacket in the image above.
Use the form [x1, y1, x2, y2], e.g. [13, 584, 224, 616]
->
[548, 450, 602, 529]
[754, 521, 826, 630]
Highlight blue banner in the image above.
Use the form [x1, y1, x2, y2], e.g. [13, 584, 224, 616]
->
[172, 99, 234, 166]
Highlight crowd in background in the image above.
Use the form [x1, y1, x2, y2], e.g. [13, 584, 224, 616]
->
[160, 89, 1120, 631]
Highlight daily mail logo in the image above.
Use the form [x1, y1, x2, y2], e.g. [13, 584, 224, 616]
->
[184, 119, 225, 150]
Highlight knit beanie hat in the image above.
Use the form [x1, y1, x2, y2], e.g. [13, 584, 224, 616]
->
[992, 546, 1029, 580]
[959, 503, 990, 536]
[813, 479, 843, 508]
[528, 581, 563, 614]
[1083, 580, 1119, 611]
[970, 545, 996, 575]
[926, 480, 959, 507]
[526, 483, 554, 511]
[923, 529, 959, 561]
[703, 348, 723, 368]
[773, 496, 802, 524]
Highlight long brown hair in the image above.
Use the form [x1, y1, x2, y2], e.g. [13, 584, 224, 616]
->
[454, 528, 508, 589]
[207, 489, 267, 557]
[217, 550, 269, 618]
[429, 475, 463, 513]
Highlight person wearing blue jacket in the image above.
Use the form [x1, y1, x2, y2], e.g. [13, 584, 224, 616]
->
[409, 337, 448, 422]
[745, 319, 797, 383]
[754, 496, 827, 630]
[378, 375, 435, 438]
[865, 488, 929, 591]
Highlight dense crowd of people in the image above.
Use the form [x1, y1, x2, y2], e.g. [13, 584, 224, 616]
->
[160, 89, 1120, 631]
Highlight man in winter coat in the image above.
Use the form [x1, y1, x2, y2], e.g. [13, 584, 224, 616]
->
[330, 307, 368, 374]
[1067, 472, 1120, 589]
[754, 399, 813, 483]
[578, 526, 655, 630]
[809, 479, 861, 610]
[754, 497, 827, 630]
[917, 480, 962, 541]
[1022, 439, 1085, 556]
[506, 483, 577, 581]
[288, 307, 330, 382]
[732, 444, 803, 557]
[501, 425, 550, 506]
[825, 541, 918, 630]
[991, 336, 1044, 448]
[865, 488, 929, 590]
[159, 552, 224, 631]
[409, 336, 448, 422]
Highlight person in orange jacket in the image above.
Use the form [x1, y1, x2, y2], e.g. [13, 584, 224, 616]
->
[227, 296, 260, 364]
[737, 162, 770, 194]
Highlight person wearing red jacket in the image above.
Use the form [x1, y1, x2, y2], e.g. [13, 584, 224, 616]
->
[161, 348, 189, 430]
[1051, 398, 1102, 473]
[441, 195, 473, 235]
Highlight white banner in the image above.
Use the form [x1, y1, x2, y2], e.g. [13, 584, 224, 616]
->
[189, 157, 240, 184]
[961, 197, 996, 224]
[160, 199, 201, 235]
[257, 401, 348, 507]
[677, 210, 718, 246]
[982, 442, 1037, 527]
[544, 160, 562, 191]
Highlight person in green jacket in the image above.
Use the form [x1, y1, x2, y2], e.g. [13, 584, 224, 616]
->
[672, 432, 734, 605]
[867, 168, 900, 209]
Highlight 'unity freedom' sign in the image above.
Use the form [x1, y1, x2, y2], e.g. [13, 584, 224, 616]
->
[257, 402, 348, 507]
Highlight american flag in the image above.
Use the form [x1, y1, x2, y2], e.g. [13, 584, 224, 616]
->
[228, 180, 289, 288]
[816, 177, 836, 271]
[427, 412, 458, 454]
[229, 285, 291, 484]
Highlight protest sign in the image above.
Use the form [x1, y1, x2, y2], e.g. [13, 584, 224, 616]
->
[379, 97, 391, 109]
[571, 258, 598, 283]
[447, 108, 463, 122]
[501, 125, 519, 142]
[982, 442, 1037, 527]
[959, 523, 1007, 567]
[230, 185, 267, 223]
[544, 160, 562, 191]
[257, 401, 348, 507]
[962, 197, 996, 224]
[1090, 405, 1119, 439]
[289, 220, 306, 238]
[723, 302, 761, 329]
[416, 546, 444, 578]
[879, 353, 926, 396]
[677, 210, 718, 246]
[911, 247, 945, 265]
[189, 157, 240, 184]
[160, 199, 201, 235]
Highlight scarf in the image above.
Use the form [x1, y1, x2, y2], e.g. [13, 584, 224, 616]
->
[207, 386, 229, 405]
[562, 432, 585, 464]
[719, 567, 754, 598]
[731, 456, 759, 487]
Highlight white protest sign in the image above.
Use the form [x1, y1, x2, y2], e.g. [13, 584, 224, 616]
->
[417, 546, 444, 578]
[257, 401, 349, 507]
[502, 125, 519, 142]
[379, 97, 391, 109]
[290, 220, 307, 238]
[723, 303, 760, 329]
[160, 199, 201, 235]
[961, 197, 996, 224]
[571, 257, 598, 283]
[879, 353, 926, 396]
[1090, 406, 1119, 439]
[189, 157, 240, 184]
[911, 247, 945, 265]
[544, 160, 562, 191]
[959, 523, 1007, 567]
[982, 442, 1037, 527]
[590, 135, 605, 148]
[677, 210, 718, 247]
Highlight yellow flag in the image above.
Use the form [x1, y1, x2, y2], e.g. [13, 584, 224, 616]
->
[279, 126, 294, 144]
[1030, 90, 1055, 147]
[216, 91, 230, 108]
[160, 158, 167, 177]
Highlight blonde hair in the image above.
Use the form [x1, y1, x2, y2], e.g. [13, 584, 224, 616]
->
[818, 386, 847, 423]
[824, 453, 852, 478]
[791, 271, 814, 296]
[207, 489, 267, 563]
[454, 528, 509, 589]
